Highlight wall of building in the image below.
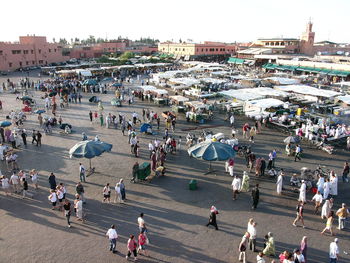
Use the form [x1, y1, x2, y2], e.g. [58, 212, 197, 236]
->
[158, 42, 237, 56]
[277, 59, 350, 71]
[0, 36, 68, 71]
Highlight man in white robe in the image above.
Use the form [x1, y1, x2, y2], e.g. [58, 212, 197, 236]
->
[330, 173, 338, 197]
[276, 172, 283, 195]
[298, 180, 306, 203]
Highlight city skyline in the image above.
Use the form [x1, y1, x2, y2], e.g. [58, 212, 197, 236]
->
[2, 0, 350, 44]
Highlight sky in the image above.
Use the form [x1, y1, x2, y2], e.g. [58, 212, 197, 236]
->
[1, 0, 350, 44]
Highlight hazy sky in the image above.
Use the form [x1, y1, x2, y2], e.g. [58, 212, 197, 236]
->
[2, 0, 349, 43]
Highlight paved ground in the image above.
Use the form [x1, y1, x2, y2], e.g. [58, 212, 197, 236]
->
[0, 72, 350, 263]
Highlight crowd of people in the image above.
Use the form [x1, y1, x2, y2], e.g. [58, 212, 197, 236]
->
[0, 70, 349, 263]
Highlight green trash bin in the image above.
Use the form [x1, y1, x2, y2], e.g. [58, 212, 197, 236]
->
[137, 162, 151, 180]
[189, 179, 197, 190]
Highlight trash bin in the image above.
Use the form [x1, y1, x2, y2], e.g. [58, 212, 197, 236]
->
[137, 162, 151, 180]
[189, 179, 197, 190]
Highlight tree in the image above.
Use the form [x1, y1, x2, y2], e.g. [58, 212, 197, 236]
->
[59, 38, 68, 45]
[119, 51, 134, 60]
[74, 37, 80, 43]
[52, 38, 56, 43]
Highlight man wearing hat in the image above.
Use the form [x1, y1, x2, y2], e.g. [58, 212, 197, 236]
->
[329, 238, 339, 263]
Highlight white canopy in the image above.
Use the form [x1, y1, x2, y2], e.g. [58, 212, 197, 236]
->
[75, 69, 92, 77]
[139, 85, 157, 92]
[239, 87, 289, 97]
[264, 77, 300, 85]
[333, 81, 350, 87]
[219, 90, 264, 101]
[245, 98, 285, 109]
[152, 89, 168, 96]
[275, 85, 341, 98]
[169, 95, 189, 102]
[169, 77, 201, 87]
[337, 95, 350, 105]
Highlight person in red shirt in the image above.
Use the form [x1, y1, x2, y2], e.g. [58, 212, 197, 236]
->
[137, 230, 149, 256]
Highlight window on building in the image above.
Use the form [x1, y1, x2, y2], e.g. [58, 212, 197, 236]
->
[201, 49, 203, 52]
[31, 50, 34, 54]
[0, 50, 2, 55]
[206, 48, 208, 52]
[32, 61, 35, 65]
[39, 60, 43, 64]
[11, 50, 21, 54]
[216, 48, 218, 51]
[280, 42, 285, 46]
[23, 50, 29, 54]
[49, 49, 51, 52]
[9, 63, 12, 67]
[54, 49, 57, 52]
[26, 61, 29, 65]
[175, 48, 177, 51]
[183, 48, 185, 51]
[19, 62, 22, 66]
[38, 49, 41, 54]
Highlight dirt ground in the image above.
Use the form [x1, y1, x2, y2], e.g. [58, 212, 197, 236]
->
[0, 72, 349, 263]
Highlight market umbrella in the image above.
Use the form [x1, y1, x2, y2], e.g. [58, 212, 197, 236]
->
[83, 79, 98, 86]
[110, 98, 120, 106]
[140, 123, 152, 133]
[20, 96, 34, 102]
[0, 121, 12, 127]
[89, 96, 99, 103]
[60, 123, 72, 130]
[112, 83, 122, 87]
[284, 136, 300, 144]
[49, 91, 57, 97]
[35, 109, 46, 114]
[188, 140, 236, 174]
[101, 77, 114, 83]
[69, 140, 113, 173]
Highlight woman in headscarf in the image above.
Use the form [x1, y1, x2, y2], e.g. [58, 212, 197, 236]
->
[262, 232, 275, 256]
[240, 171, 250, 192]
[300, 236, 308, 262]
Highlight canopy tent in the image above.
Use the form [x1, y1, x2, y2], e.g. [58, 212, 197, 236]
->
[262, 63, 350, 77]
[238, 87, 289, 98]
[151, 89, 168, 96]
[219, 90, 264, 101]
[169, 95, 189, 103]
[139, 85, 157, 93]
[76, 69, 92, 77]
[337, 95, 350, 105]
[264, 77, 300, 85]
[244, 98, 285, 112]
[228, 57, 245, 64]
[168, 77, 201, 87]
[275, 85, 341, 98]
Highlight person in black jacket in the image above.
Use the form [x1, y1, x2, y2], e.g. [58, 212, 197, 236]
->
[206, 206, 219, 230]
[251, 184, 260, 210]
